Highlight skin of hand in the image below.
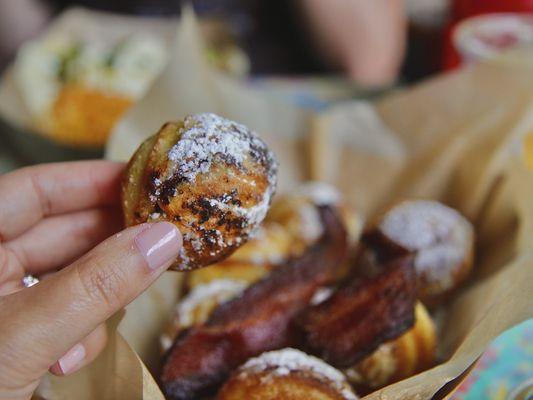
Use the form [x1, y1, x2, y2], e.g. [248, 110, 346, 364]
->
[0, 161, 183, 400]
[298, 0, 406, 87]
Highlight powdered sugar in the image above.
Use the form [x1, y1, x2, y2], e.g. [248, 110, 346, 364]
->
[207, 190, 271, 233]
[147, 113, 277, 270]
[167, 113, 277, 186]
[298, 203, 324, 242]
[238, 348, 358, 399]
[379, 200, 473, 288]
[296, 181, 342, 206]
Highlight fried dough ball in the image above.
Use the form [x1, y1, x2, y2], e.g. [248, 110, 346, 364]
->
[217, 348, 358, 400]
[344, 302, 436, 390]
[268, 182, 363, 255]
[187, 182, 362, 288]
[122, 113, 278, 271]
[160, 279, 248, 352]
[371, 200, 474, 304]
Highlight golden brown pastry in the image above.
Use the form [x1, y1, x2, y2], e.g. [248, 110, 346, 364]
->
[40, 85, 133, 147]
[344, 302, 436, 391]
[362, 200, 474, 304]
[186, 221, 293, 289]
[186, 182, 361, 288]
[186, 261, 269, 289]
[122, 113, 278, 271]
[268, 182, 363, 255]
[217, 348, 358, 400]
[160, 279, 248, 352]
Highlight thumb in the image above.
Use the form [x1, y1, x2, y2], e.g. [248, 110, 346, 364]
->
[0, 222, 181, 386]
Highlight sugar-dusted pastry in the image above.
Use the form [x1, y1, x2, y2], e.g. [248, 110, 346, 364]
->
[186, 221, 293, 289]
[160, 279, 248, 352]
[268, 181, 363, 254]
[363, 200, 474, 304]
[122, 113, 278, 271]
[217, 348, 359, 400]
[344, 302, 436, 390]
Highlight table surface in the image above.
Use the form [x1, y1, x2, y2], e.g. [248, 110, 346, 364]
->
[450, 319, 533, 399]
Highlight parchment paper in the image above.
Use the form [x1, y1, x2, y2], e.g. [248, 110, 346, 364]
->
[12, 6, 532, 400]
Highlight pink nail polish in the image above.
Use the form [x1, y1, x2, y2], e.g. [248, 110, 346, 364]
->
[135, 222, 182, 270]
[58, 343, 86, 375]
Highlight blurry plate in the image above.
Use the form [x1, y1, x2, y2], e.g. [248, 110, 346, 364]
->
[0, 116, 102, 164]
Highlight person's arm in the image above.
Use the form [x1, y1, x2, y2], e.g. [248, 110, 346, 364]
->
[298, 0, 406, 87]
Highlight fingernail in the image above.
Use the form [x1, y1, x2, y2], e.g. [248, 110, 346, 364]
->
[58, 343, 86, 374]
[135, 222, 182, 270]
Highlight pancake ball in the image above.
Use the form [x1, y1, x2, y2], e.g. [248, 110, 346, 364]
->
[122, 113, 278, 271]
[218, 348, 359, 400]
[374, 200, 474, 304]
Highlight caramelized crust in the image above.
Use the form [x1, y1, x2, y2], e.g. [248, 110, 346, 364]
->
[122, 113, 278, 271]
[185, 182, 361, 289]
[297, 257, 417, 368]
[186, 221, 293, 289]
[160, 207, 348, 400]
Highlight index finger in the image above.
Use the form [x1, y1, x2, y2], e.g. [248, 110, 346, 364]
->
[0, 161, 125, 241]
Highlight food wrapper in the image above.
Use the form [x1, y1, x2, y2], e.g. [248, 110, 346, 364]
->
[35, 7, 533, 400]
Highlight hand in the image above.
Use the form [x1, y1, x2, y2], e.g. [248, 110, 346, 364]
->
[0, 161, 182, 400]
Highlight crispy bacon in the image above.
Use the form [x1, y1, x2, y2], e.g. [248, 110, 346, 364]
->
[297, 256, 417, 368]
[161, 206, 348, 400]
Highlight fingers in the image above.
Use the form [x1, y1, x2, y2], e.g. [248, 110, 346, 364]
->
[3, 207, 123, 275]
[0, 161, 124, 241]
[0, 222, 182, 380]
[49, 324, 108, 376]
[0, 245, 25, 294]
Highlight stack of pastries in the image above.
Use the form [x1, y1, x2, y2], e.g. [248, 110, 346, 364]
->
[122, 114, 475, 399]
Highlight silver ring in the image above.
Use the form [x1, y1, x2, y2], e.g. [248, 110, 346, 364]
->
[22, 274, 39, 288]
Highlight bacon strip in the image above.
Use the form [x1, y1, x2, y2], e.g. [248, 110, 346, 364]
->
[297, 256, 417, 368]
[161, 206, 348, 400]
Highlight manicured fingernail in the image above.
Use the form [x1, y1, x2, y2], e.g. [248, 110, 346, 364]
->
[135, 222, 182, 270]
[58, 343, 86, 375]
